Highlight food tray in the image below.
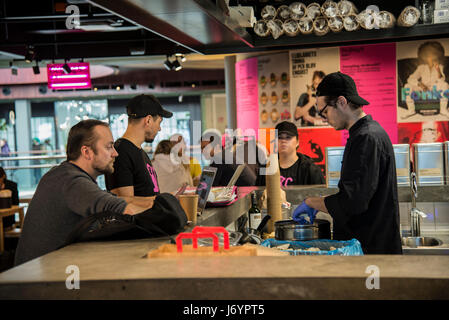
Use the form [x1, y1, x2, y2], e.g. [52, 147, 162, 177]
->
[261, 238, 364, 256]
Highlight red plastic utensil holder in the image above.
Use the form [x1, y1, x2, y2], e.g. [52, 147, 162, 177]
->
[192, 226, 230, 250]
[175, 232, 219, 252]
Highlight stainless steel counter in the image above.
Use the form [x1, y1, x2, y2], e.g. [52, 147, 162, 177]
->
[276, 185, 449, 204]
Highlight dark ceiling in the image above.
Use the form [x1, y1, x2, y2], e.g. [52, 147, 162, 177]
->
[0, 0, 195, 61]
[1, 0, 449, 65]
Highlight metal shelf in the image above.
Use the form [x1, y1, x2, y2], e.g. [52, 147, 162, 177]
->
[203, 23, 449, 54]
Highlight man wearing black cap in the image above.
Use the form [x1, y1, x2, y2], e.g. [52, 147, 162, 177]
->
[274, 121, 324, 186]
[292, 72, 402, 254]
[105, 94, 173, 197]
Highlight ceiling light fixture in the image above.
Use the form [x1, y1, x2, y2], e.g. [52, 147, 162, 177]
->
[62, 60, 71, 74]
[163, 55, 174, 71]
[172, 58, 182, 71]
[175, 53, 187, 62]
[33, 60, 40, 75]
[10, 62, 18, 76]
[25, 45, 35, 64]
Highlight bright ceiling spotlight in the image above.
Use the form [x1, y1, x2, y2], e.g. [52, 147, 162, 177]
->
[172, 58, 182, 71]
[175, 53, 186, 62]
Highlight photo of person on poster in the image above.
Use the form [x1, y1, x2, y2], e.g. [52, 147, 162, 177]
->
[398, 40, 449, 121]
[398, 121, 449, 144]
[294, 70, 327, 126]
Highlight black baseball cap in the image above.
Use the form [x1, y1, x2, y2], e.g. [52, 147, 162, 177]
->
[316, 72, 369, 106]
[275, 121, 298, 138]
[126, 94, 173, 119]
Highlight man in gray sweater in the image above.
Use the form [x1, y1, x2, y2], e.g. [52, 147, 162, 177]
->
[15, 120, 153, 266]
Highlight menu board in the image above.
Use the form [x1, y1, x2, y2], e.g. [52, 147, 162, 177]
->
[340, 43, 398, 144]
[236, 57, 259, 132]
[290, 47, 340, 128]
[258, 52, 290, 128]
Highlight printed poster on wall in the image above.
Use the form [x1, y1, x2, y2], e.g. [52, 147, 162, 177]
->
[258, 52, 290, 128]
[340, 43, 398, 145]
[398, 121, 449, 144]
[290, 47, 340, 128]
[296, 127, 343, 179]
[397, 38, 449, 123]
[236, 57, 259, 133]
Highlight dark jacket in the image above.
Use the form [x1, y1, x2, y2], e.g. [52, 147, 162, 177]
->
[324, 115, 402, 254]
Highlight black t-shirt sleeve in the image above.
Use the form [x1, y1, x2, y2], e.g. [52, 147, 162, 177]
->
[305, 162, 325, 184]
[105, 142, 134, 190]
[325, 134, 380, 224]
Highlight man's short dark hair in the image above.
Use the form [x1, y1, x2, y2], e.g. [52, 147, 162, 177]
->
[66, 120, 109, 161]
[325, 96, 361, 110]
[313, 70, 325, 80]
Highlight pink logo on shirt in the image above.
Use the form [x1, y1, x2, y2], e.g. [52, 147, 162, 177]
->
[146, 163, 159, 193]
[280, 176, 293, 187]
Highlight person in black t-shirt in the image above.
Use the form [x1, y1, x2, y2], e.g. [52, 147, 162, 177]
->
[275, 121, 324, 187]
[105, 95, 173, 197]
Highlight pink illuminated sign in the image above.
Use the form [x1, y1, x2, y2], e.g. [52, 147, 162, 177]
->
[47, 62, 92, 90]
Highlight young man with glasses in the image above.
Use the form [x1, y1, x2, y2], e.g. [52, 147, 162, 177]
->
[292, 72, 402, 254]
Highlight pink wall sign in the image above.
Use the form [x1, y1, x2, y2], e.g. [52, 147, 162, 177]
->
[47, 62, 92, 90]
[340, 43, 398, 145]
[236, 57, 259, 134]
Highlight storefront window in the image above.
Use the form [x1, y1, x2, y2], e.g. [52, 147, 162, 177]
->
[55, 99, 108, 152]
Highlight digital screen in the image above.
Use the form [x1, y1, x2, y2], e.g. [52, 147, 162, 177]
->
[47, 62, 92, 90]
[195, 167, 217, 213]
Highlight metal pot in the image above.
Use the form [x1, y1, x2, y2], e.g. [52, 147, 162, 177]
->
[274, 219, 331, 241]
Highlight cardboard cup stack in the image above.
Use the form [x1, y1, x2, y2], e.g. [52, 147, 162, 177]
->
[265, 154, 282, 233]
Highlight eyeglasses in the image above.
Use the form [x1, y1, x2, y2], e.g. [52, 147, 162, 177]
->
[318, 103, 331, 119]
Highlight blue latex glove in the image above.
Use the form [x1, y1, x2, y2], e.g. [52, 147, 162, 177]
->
[292, 200, 318, 224]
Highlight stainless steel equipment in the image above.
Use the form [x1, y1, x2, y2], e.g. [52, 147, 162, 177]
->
[274, 219, 331, 241]
[409, 172, 428, 238]
[413, 142, 444, 186]
[393, 144, 411, 186]
[325, 146, 345, 188]
[402, 236, 442, 247]
[326, 144, 411, 187]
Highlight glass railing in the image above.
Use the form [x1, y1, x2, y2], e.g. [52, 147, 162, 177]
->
[0, 146, 208, 198]
[0, 150, 66, 197]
